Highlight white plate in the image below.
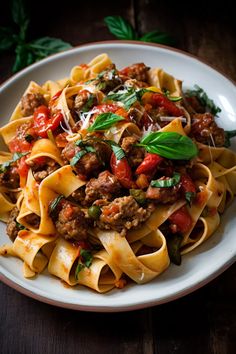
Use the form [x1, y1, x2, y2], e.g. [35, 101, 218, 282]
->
[0, 41, 236, 312]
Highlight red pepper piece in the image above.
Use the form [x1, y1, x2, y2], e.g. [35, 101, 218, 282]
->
[110, 152, 135, 189]
[33, 105, 63, 138]
[151, 93, 183, 116]
[169, 206, 192, 234]
[136, 153, 163, 175]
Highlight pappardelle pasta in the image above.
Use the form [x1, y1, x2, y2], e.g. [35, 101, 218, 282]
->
[0, 53, 236, 293]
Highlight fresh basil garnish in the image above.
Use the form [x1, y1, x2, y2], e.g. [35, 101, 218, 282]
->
[137, 132, 198, 160]
[80, 94, 95, 113]
[75, 248, 93, 279]
[185, 191, 196, 206]
[166, 233, 183, 265]
[104, 88, 149, 110]
[139, 31, 175, 46]
[87, 113, 125, 132]
[185, 85, 221, 116]
[49, 195, 64, 216]
[106, 140, 125, 160]
[151, 172, 180, 188]
[163, 89, 182, 102]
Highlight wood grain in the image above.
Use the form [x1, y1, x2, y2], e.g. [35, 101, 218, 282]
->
[0, 1, 236, 353]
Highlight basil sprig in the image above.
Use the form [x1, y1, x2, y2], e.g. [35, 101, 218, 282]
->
[185, 85, 221, 116]
[104, 88, 149, 110]
[137, 132, 198, 160]
[75, 249, 93, 279]
[0, 152, 28, 174]
[0, 0, 72, 72]
[104, 16, 174, 46]
[151, 172, 180, 188]
[87, 113, 125, 132]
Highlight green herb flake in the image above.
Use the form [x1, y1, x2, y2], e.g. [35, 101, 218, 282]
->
[166, 233, 183, 265]
[185, 85, 221, 116]
[75, 263, 85, 279]
[87, 113, 125, 132]
[224, 130, 236, 148]
[81, 94, 95, 113]
[138, 132, 198, 160]
[151, 172, 181, 188]
[80, 249, 93, 268]
[106, 140, 125, 160]
[0, 151, 28, 174]
[185, 191, 196, 206]
[104, 88, 149, 110]
[49, 195, 64, 216]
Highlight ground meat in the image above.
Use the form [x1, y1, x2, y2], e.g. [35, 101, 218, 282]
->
[146, 178, 181, 204]
[97, 64, 123, 93]
[24, 213, 40, 227]
[84, 170, 122, 205]
[121, 136, 145, 168]
[55, 201, 88, 241]
[70, 187, 86, 205]
[21, 93, 46, 116]
[121, 63, 150, 83]
[124, 79, 148, 89]
[97, 196, 154, 236]
[27, 158, 59, 182]
[191, 113, 225, 146]
[61, 141, 111, 179]
[74, 90, 97, 113]
[6, 207, 19, 242]
[0, 166, 19, 189]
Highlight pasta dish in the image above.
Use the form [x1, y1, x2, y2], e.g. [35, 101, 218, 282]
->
[0, 53, 235, 293]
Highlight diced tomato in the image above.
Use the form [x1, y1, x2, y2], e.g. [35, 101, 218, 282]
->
[48, 90, 62, 108]
[169, 206, 192, 234]
[180, 174, 196, 194]
[17, 156, 29, 188]
[110, 152, 135, 189]
[102, 204, 120, 216]
[150, 93, 183, 116]
[33, 105, 63, 138]
[62, 203, 74, 219]
[136, 153, 163, 175]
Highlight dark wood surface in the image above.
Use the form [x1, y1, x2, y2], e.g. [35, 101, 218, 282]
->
[0, 1, 236, 353]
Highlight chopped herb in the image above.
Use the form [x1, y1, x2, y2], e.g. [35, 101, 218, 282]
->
[166, 233, 183, 265]
[75, 263, 85, 279]
[185, 191, 196, 206]
[163, 89, 182, 102]
[129, 189, 146, 205]
[185, 85, 221, 116]
[104, 87, 149, 110]
[151, 172, 181, 188]
[106, 140, 125, 160]
[224, 130, 236, 147]
[75, 248, 93, 279]
[87, 113, 125, 132]
[0, 151, 28, 174]
[81, 94, 95, 113]
[70, 150, 88, 166]
[137, 132, 198, 160]
[16, 221, 26, 230]
[49, 195, 64, 216]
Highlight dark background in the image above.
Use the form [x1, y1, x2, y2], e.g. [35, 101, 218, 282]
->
[0, 1, 236, 353]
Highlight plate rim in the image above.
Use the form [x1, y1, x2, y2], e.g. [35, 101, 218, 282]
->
[0, 40, 235, 312]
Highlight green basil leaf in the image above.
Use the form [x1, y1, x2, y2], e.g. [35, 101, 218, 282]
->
[151, 172, 180, 188]
[80, 249, 93, 268]
[87, 113, 125, 132]
[16, 221, 26, 230]
[139, 30, 175, 46]
[70, 150, 88, 166]
[105, 88, 149, 110]
[49, 195, 64, 216]
[81, 94, 95, 113]
[11, 0, 29, 40]
[104, 16, 137, 40]
[0, 27, 16, 52]
[163, 89, 182, 102]
[166, 233, 183, 265]
[12, 152, 28, 161]
[185, 191, 196, 206]
[224, 130, 236, 148]
[139, 132, 198, 160]
[106, 141, 125, 160]
[185, 85, 221, 116]
[28, 37, 72, 57]
[12, 44, 35, 73]
[75, 263, 85, 279]
[0, 151, 28, 173]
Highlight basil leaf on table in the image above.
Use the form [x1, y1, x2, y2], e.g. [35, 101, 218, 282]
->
[104, 16, 137, 40]
[87, 113, 125, 132]
[151, 172, 181, 188]
[138, 132, 198, 160]
[139, 31, 175, 46]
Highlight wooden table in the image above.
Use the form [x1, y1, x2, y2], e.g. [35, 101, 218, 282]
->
[0, 1, 235, 353]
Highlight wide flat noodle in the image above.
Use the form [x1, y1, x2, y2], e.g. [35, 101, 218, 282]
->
[148, 68, 182, 97]
[0, 117, 33, 145]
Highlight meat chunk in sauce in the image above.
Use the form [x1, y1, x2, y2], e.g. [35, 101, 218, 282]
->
[0, 166, 19, 189]
[24, 213, 40, 228]
[27, 157, 59, 182]
[97, 196, 154, 236]
[121, 136, 145, 168]
[55, 201, 89, 241]
[146, 178, 181, 204]
[121, 63, 150, 83]
[74, 90, 97, 113]
[6, 207, 20, 241]
[96, 64, 123, 93]
[191, 112, 225, 147]
[21, 93, 46, 116]
[85, 170, 122, 205]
